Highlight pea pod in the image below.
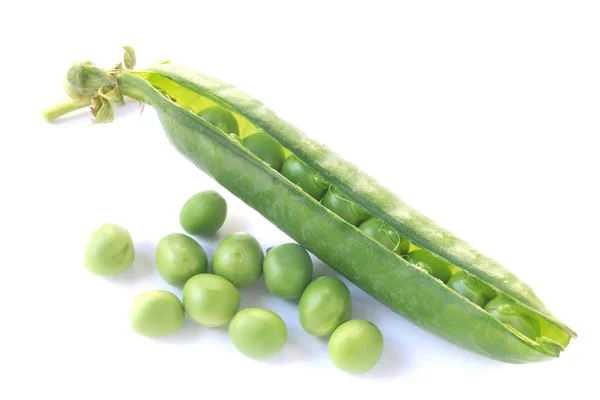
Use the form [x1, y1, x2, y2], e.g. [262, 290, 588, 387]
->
[43, 47, 576, 363]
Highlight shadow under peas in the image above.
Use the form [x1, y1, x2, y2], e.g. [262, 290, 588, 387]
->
[154, 317, 214, 345]
[363, 338, 404, 380]
[104, 241, 156, 286]
[312, 260, 337, 279]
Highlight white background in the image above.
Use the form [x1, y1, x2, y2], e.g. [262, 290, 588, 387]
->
[1, 1, 598, 399]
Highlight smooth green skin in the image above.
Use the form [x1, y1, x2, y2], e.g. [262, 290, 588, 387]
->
[228, 308, 287, 360]
[298, 276, 352, 336]
[105, 69, 575, 363]
[321, 185, 371, 226]
[182, 273, 241, 327]
[155, 233, 208, 286]
[358, 217, 410, 255]
[405, 249, 453, 283]
[485, 297, 541, 340]
[263, 243, 313, 299]
[129, 290, 185, 338]
[84, 223, 135, 276]
[242, 131, 286, 170]
[280, 154, 329, 200]
[447, 271, 487, 307]
[179, 190, 227, 235]
[328, 319, 383, 374]
[212, 232, 264, 288]
[197, 106, 239, 134]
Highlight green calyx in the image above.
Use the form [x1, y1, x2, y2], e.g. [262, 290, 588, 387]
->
[44, 46, 138, 124]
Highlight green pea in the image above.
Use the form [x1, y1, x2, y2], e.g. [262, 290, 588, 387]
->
[298, 276, 352, 336]
[84, 223, 135, 276]
[447, 271, 487, 307]
[280, 154, 330, 200]
[129, 290, 185, 338]
[228, 308, 288, 360]
[155, 233, 208, 286]
[212, 232, 264, 288]
[263, 243, 313, 299]
[179, 190, 227, 236]
[182, 273, 241, 327]
[321, 186, 371, 226]
[358, 217, 410, 255]
[242, 131, 286, 170]
[405, 249, 452, 283]
[197, 106, 239, 134]
[485, 296, 541, 340]
[328, 319, 384, 374]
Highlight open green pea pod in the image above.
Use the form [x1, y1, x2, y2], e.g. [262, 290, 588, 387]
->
[43, 47, 576, 363]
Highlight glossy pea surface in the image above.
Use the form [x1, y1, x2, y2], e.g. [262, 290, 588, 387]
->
[328, 319, 383, 374]
[213, 232, 264, 287]
[155, 233, 208, 286]
[242, 131, 285, 170]
[182, 274, 241, 327]
[321, 186, 371, 226]
[447, 271, 487, 307]
[405, 249, 452, 283]
[298, 276, 352, 336]
[485, 297, 541, 340]
[280, 154, 330, 200]
[263, 243, 313, 299]
[358, 217, 410, 255]
[197, 106, 239, 134]
[228, 308, 287, 360]
[179, 190, 227, 236]
[129, 290, 185, 338]
[84, 223, 135, 276]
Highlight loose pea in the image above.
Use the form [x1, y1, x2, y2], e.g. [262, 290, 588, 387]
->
[197, 106, 239, 134]
[129, 290, 185, 338]
[228, 308, 288, 360]
[182, 273, 241, 327]
[263, 243, 313, 299]
[485, 296, 541, 340]
[179, 190, 227, 236]
[321, 186, 371, 226]
[447, 271, 487, 307]
[298, 276, 352, 336]
[84, 223, 135, 276]
[358, 217, 410, 255]
[155, 233, 208, 286]
[280, 154, 330, 200]
[242, 131, 286, 170]
[405, 249, 453, 283]
[328, 319, 384, 374]
[212, 232, 264, 288]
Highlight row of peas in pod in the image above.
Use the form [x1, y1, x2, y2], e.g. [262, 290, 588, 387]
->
[83, 189, 383, 374]
[196, 105, 543, 341]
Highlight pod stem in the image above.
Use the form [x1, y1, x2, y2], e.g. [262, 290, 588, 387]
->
[41, 97, 90, 122]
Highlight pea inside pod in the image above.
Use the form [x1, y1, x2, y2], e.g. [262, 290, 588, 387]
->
[298, 276, 352, 336]
[280, 154, 330, 200]
[359, 217, 410, 255]
[447, 271, 487, 307]
[485, 296, 541, 340]
[405, 249, 453, 283]
[321, 186, 371, 226]
[197, 106, 239, 134]
[242, 130, 286, 170]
